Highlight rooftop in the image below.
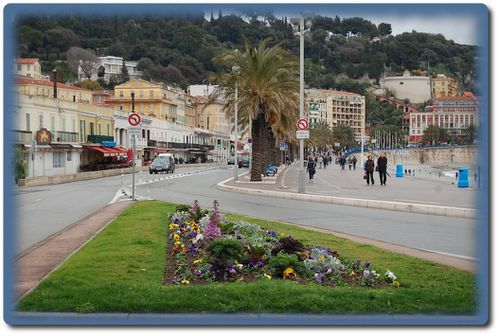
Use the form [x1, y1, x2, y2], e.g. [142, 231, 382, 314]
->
[16, 76, 92, 92]
[16, 58, 39, 64]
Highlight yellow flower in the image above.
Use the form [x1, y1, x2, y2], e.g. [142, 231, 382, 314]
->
[349, 271, 356, 277]
[263, 273, 272, 280]
[193, 258, 203, 264]
[175, 240, 182, 246]
[392, 280, 400, 287]
[282, 267, 297, 279]
[180, 279, 190, 285]
[173, 233, 180, 241]
[279, 232, 287, 238]
[169, 223, 178, 231]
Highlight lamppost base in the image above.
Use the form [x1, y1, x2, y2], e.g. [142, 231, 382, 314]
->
[298, 168, 305, 193]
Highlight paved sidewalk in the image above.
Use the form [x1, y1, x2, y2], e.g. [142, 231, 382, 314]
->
[15, 200, 132, 300]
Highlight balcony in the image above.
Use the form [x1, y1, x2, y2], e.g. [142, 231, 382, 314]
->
[53, 131, 79, 143]
[87, 135, 115, 143]
[12, 130, 33, 144]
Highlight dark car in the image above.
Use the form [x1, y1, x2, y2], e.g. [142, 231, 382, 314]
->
[149, 154, 175, 174]
[238, 156, 250, 168]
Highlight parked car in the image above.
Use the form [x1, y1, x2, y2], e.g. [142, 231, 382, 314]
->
[149, 154, 175, 174]
[227, 157, 235, 165]
[238, 156, 250, 168]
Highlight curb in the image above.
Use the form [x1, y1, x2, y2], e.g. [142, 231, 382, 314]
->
[216, 178, 477, 219]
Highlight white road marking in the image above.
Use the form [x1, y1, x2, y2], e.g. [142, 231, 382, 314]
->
[315, 175, 342, 190]
[417, 248, 478, 261]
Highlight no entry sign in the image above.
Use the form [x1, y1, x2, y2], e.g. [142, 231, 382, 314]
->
[296, 118, 309, 130]
[128, 113, 141, 126]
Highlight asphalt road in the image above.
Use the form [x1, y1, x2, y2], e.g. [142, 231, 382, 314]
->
[12, 166, 478, 260]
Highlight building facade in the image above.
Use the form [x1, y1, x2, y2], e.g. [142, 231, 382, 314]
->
[430, 74, 458, 98]
[304, 89, 329, 126]
[381, 70, 431, 104]
[409, 93, 478, 143]
[78, 56, 142, 82]
[188, 84, 219, 97]
[15, 58, 45, 80]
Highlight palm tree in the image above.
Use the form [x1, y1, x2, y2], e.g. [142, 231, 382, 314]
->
[332, 124, 355, 148]
[211, 38, 299, 181]
[307, 121, 332, 149]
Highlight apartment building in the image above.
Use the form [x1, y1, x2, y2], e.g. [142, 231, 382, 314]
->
[78, 55, 142, 82]
[431, 74, 458, 98]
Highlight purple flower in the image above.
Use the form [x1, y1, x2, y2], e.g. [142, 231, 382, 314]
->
[256, 261, 264, 268]
[194, 269, 202, 276]
[364, 261, 371, 269]
[248, 260, 257, 268]
[188, 231, 197, 238]
[267, 230, 277, 237]
[356, 260, 361, 267]
[315, 273, 323, 284]
[187, 244, 198, 254]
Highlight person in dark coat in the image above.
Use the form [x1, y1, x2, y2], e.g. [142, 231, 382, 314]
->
[352, 156, 358, 170]
[307, 157, 316, 183]
[364, 155, 375, 185]
[377, 153, 388, 185]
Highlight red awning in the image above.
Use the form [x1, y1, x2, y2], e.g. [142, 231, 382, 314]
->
[84, 146, 128, 157]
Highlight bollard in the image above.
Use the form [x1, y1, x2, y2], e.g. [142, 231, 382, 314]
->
[458, 167, 469, 188]
[396, 164, 403, 177]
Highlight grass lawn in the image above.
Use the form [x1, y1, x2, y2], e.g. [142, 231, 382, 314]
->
[17, 200, 477, 314]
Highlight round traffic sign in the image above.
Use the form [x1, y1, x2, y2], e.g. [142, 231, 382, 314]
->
[248, 138, 253, 144]
[296, 118, 309, 130]
[128, 113, 141, 126]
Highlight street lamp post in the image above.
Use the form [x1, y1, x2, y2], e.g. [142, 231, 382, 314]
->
[232, 65, 240, 181]
[292, 15, 311, 194]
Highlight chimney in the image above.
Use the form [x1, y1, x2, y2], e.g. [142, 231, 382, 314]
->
[52, 69, 57, 98]
[131, 92, 135, 112]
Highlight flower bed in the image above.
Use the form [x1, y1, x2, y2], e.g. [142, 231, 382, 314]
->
[164, 200, 399, 288]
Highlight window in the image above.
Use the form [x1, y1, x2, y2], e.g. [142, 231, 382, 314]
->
[26, 113, 30, 131]
[17, 64, 21, 71]
[140, 90, 144, 97]
[27, 64, 31, 71]
[98, 123, 102, 135]
[53, 152, 64, 168]
[106, 124, 110, 136]
[39, 114, 44, 129]
[61, 118, 66, 132]
[67, 151, 72, 161]
[51, 116, 56, 131]
[150, 90, 154, 98]
[89, 122, 95, 135]
[119, 91, 124, 98]
[72, 119, 76, 132]
[80, 120, 86, 142]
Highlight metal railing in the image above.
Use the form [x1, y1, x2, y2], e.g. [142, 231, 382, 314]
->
[12, 130, 33, 144]
[53, 131, 79, 143]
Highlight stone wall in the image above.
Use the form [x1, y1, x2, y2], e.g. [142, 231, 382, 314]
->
[371, 146, 477, 166]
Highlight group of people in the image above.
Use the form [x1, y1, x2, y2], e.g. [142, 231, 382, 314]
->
[305, 151, 390, 186]
[363, 153, 388, 186]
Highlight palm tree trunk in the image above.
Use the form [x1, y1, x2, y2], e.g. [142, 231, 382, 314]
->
[250, 113, 266, 181]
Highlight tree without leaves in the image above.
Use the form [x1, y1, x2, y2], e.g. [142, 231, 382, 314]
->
[66, 46, 98, 79]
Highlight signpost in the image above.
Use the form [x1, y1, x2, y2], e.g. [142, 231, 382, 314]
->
[129, 93, 139, 201]
[296, 118, 309, 131]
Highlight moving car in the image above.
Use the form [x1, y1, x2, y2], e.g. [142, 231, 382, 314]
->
[149, 154, 175, 174]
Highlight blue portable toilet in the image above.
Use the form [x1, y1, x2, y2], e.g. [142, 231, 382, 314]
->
[458, 167, 469, 188]
[396, 164, 403, 177]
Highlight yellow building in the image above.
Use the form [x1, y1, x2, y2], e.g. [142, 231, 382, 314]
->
[16, 76, 93, 103]
[77, 103, 115, 144]
[195, 97, 230, 134]
[15, 58, 45, 80]
[111, 79, 184, 122]
[431, 74, 458, 98]
[184, 94, 198, 128]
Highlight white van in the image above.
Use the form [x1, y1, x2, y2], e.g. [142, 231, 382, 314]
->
[149, 154, 175, 174]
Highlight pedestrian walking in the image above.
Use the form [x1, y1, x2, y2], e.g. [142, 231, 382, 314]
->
[405, 169, 408, 175]
[408, 168, 411, 175]
[348, 156, 353, 170]
[364, 155, 375, 185]
[352, 156, 357, 170]
[340, 157, 346, 170]
[377, 153, 388, 186]
[318, 155, 323, 169]
[307, 156, 316, 183]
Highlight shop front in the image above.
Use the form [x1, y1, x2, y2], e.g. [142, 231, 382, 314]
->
[80, 142, 131, 171]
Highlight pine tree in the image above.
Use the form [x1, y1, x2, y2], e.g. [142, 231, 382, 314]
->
[218, 9, 223, 20]
[120, 58, 130, 83]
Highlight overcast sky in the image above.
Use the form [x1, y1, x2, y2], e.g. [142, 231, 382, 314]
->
[205, 3, 483, 46]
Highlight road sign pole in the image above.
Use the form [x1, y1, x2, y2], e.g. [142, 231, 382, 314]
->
[298, 16, 305, 194]
[132, 135, 136, 200]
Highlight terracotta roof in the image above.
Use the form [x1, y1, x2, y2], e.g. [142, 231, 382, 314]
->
[16, 77, 92, 92]
[16, 58, 39, 64]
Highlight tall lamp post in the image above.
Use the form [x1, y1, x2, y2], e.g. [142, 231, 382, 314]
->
[232, 65, 240, 181]
[292, 15, 311, 194]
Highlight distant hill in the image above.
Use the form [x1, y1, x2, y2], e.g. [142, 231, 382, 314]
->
[16, 12, 477, 93]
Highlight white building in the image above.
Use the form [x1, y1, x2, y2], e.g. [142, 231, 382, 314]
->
[188, 84, 219, 98]
[78, 56, 142, 82]
[380, 70, 431, 104]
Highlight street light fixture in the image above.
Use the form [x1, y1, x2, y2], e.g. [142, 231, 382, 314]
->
[291, 15, 312, 193]
[232, 64, 240, 181]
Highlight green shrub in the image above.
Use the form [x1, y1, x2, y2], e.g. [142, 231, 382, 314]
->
[207, 238, 245, 262]
[219, 221, 235, 235]
[267, 252, 305, 278]
[175, 204, 190, 212]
